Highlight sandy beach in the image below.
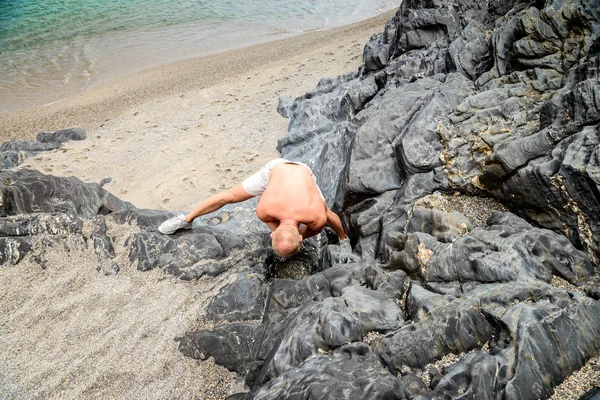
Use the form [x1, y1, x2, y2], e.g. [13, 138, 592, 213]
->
[0, 10, 396, 399]
[2, 10, 396, 213]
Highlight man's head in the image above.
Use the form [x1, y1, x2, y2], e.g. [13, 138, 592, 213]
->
[271, 225, 301, 258]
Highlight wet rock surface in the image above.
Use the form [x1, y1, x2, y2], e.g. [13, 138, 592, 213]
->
[2, 0, 600, 398]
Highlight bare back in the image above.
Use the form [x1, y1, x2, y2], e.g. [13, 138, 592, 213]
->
[255, 163, 327, 231]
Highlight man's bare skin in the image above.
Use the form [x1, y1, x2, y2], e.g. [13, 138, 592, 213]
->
[256, 163, 345, 239]
[175, 161, 347, 257]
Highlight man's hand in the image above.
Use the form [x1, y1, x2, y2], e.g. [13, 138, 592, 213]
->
[339, 237, 352, 253]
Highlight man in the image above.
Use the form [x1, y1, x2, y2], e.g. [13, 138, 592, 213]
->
[158, 158, 348, 257]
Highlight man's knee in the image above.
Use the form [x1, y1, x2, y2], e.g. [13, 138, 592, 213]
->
[221, 185, 253, 204]
[219, 191, 235, 206]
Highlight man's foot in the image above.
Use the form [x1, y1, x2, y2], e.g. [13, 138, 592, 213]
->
[158, 213, 192, 234]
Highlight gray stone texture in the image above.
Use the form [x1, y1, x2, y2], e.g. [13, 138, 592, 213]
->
[2, 0, 600, 398]
[0, 128, 86, 169]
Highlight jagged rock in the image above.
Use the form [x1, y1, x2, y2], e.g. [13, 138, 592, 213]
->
[0, 169, 133, 218]
[36, 127, 86, 144]
[0, 128, 86, 169]
[2, 0, 600, 397]
[401, 374, 430, 399]
[318, 241, 361, 270]
[406, 207, 472, 243]
[177, 260, 405, 388]
[206, 272, 266, 322]
[0, 212, 83, 236]
[0, 139, 60, 169]
[91, 217, 118, 275]
[386, 211, 594, 284]
[247, 343, 405, 400]
[343, 73, 472, 206]
[580, 387, 600, 400]
[276, 72, 379, 207]
[372, 293, 493, 372]
[176, 322, 265, 377]
[128, 228, 268, 280]
[428, 351, 504, 400]
[373, 280, 600, 399]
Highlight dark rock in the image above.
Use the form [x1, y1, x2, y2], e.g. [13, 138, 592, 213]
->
[3, 0, 600, 397]
[406, 207, 472, 243]
[387, 211, 594, 284]
[372, 293, 493, 372]
[0, 213, 83, 237]
[99, 177, 112, 187]
[129, 230, 224, 278]
[401, 374, 429, 398]
[447, 19, 493, 81]
[206, 272, 266, 322]
[249, 343, 405, 400]
[0, 128, 86, 169]
[429, 351, 503, 400]
[0, 139, 61, 169]
[503, 299, 600, 400]
[318, 241, 361, 270]
[0, 236, 33, 265]
[91, 217, 117, 275]
[0, 169, 133, 218]
[36, 128, 86, 143]
[178, 260, 404, 388]
[176, 323, 265, 377]
[362, 13, 398, 73]
[580, 387, 600, 400]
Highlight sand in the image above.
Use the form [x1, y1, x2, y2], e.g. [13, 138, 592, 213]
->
[3, 10, 395, 213]
[0, 10, 396, 399]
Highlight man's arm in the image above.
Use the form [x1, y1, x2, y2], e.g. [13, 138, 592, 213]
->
[326, 207, 347, 240]
[265, 221, 280, 232]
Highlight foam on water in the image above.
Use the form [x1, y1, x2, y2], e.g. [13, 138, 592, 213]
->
[0, 0, 400, 113]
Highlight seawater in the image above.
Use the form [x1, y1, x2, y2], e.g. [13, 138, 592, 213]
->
[0, 0, 399, 113]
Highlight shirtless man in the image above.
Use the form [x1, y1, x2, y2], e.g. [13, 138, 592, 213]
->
[158, 159, 348, 257]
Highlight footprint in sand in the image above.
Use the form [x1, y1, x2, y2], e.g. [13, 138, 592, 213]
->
[183, 177, 196, 188]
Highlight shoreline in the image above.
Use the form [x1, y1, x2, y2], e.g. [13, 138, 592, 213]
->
[0, 9, 396, 141]
[11, 8, 397, 213]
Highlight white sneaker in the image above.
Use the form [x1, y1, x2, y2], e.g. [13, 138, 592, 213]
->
[158, 213, 192, 234]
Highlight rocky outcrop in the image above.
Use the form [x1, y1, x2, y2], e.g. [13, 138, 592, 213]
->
[278, 0, 600, 266]
[0, 128, 86, 169]
[2, 0, 599, 398]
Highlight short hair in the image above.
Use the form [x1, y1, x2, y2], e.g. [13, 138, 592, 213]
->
[272, 226, 300, 258]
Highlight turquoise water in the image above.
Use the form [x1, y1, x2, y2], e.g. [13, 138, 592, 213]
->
[0, 0, 399, 113]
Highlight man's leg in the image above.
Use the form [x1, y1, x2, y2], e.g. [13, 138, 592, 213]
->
[159, 184, 254, 234]
[184, 184, 254, 222]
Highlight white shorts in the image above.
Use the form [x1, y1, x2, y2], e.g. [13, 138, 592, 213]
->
[242, 158, 324, 199]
